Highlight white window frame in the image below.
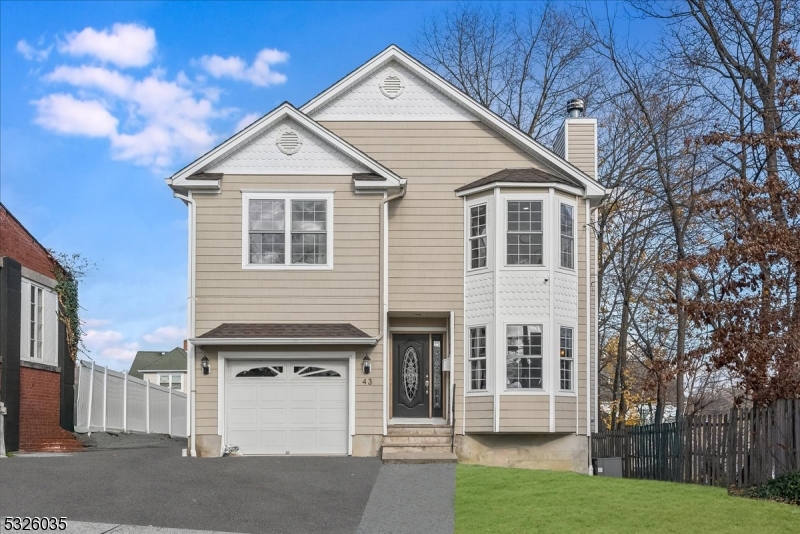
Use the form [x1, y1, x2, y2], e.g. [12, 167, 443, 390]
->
[158, 373, 183, 390]
[20, 278, 58, 367]
[241, 191, 334, 270]
[559, 326, 575, 392]
[468, 326, 488, 392]
[501, 194, 549, 270]
[468, 204, 488, 271]
[558, 201, 576, 271]
[29, 283, 44, 360]
[504, 323, 545, 392]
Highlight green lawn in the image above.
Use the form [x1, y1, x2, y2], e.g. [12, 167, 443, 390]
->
[456, 465, 800, 533]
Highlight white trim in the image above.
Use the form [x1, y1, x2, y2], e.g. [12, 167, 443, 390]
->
[593, 207, 600, 434]
[456, 181, 584, 199]
[168, 103, 402, 189]
[191, 337, 378, 346]
[549, 189, 556, 432]
[382, 195, 389, 436]
[218, 351, 355, 455]
[241, 192, 334, 271]
[585, 199, 591, 437]
[300, 46, 605, 199]
[493, 189, 501, 432]
[449, 311, 456, 432]
[389, 326, 448, 333]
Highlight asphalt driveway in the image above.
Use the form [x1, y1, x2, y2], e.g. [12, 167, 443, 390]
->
[0, 442, 382, 534]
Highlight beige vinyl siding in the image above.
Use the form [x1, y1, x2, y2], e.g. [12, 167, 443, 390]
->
[554, 396, 578, 433]
[498, 395, 550, 432]
[193, 174, 380, 334]
[321, 121, 548, 434]
[465, 396, 494, 432]
[195, 347, 218, 436]
[566, 121, 596, 179]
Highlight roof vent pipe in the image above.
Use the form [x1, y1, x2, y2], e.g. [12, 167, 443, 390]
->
[567, 98, 585, 118]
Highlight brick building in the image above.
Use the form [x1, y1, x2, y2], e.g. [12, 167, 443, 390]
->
[0, 203, 81, 452]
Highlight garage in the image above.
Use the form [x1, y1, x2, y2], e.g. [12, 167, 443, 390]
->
[225, 360, 349, 455]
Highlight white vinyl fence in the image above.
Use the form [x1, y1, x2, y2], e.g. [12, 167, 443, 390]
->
[75, 360, 187, 437]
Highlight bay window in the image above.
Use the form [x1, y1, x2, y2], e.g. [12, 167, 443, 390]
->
[469, 326, 487, 391]
[560, 204, 574, 269]
[506, 324, 543, 389]
[469, 204, 487, 269]
[560, 327, 574, 391]
[507, 201, 543, 265]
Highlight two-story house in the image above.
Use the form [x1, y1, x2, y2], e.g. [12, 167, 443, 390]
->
[167, 46, 604, 472]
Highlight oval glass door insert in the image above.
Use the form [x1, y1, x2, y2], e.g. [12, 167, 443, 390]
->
[402, 347, 419, 403]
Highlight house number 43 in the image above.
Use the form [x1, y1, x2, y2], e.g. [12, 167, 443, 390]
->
[362, 378, 373, 385]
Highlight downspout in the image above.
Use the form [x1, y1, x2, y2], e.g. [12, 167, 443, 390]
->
[380, 183, 406, 435]
[173, 191, 196, 457]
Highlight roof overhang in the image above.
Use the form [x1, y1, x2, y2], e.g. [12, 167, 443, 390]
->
[167, 103, 404, 192]
[456, 181, 587, 199]
[301, 45, 608, 201]
[189, 337, 379, 347]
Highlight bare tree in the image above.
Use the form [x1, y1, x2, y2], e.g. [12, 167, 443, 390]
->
[418, 2, 601, 143]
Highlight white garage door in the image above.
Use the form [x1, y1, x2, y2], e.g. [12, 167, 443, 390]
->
[226, 360, 348, 455]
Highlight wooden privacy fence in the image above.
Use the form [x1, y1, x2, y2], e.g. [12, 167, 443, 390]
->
[592, 399, 800, 487]
[75, 360, 188, 438]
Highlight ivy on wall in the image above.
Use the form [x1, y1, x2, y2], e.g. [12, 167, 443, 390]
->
[49, 251, 93, 362]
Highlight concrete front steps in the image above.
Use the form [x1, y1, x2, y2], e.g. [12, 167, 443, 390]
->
[381, 424, 458, 463]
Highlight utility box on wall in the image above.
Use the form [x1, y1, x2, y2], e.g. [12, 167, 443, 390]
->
[593, 457, 623, 477]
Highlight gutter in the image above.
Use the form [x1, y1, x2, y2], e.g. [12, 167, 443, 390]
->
[173, 191, 197, 457]
[379, 182, 406, 435]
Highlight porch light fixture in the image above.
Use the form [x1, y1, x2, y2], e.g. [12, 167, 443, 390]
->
[201, 355, 210, 375]
[362, 355, 372, 375]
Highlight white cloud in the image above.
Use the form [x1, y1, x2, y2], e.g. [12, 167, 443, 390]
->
[59, 23, 156, 68]
[84, 328, 139, 363]
[235, 112, 261, 133]
[47, 65, 133, 97]
[197, 47, 288, 87]
[32, 94, 118, 137]
[16, 39, 51, 61]
[40, 65, 218, 171]
[143, 325, 185, 344]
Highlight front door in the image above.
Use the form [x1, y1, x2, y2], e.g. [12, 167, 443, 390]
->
[393, 334, 429, 418]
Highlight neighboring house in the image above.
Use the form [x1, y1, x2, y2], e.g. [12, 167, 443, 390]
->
[0, 203, 81, 452]
[129, 347, 188, 392]
[167, 46, 605, 471]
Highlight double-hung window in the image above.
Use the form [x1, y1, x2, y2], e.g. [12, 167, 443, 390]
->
[507, 201, 543, 265]
[468, 326, 487, 391]
[29, 285, 44, 360]
[244, 193, 333, 269]
[469, 205, 487, 269]
[506, 325, 543, 389]
[159, 374, 182, 390]
[560, 327, 574, 391]
[560, 204, 574, 269]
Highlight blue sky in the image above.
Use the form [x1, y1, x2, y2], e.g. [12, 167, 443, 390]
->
[0, 1, 649, 371]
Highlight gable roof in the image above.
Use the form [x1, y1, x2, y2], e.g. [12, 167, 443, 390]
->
[456, 168, 583, 195]
[129, 347, 186, 378]
[167, 102, 405, 191]
[300, 45, 606, 201]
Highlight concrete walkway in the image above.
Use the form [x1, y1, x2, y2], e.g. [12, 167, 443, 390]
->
[356, 463, 455, 534]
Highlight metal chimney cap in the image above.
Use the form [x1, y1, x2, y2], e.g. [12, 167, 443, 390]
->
[567, 98, 585, 118]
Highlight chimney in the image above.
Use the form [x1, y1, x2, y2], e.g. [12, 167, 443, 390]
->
[553, 98, 597, 179]
[183, 339, 188, 351]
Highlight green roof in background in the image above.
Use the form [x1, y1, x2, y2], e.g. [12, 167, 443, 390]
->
[129, 347, 186, 378]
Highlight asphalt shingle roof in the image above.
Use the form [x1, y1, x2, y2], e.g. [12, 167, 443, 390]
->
[198, 323, 372, 339]
[455, 167, 583, 193]
[128, 347, 186, 378]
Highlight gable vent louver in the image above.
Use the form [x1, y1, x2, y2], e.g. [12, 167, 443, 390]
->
[276, 130, 302, 155]
[380, 74, 405, 99]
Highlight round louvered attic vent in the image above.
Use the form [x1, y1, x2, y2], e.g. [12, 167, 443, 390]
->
[276, 130, 302, 155]
[380, 74, 405, 99]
